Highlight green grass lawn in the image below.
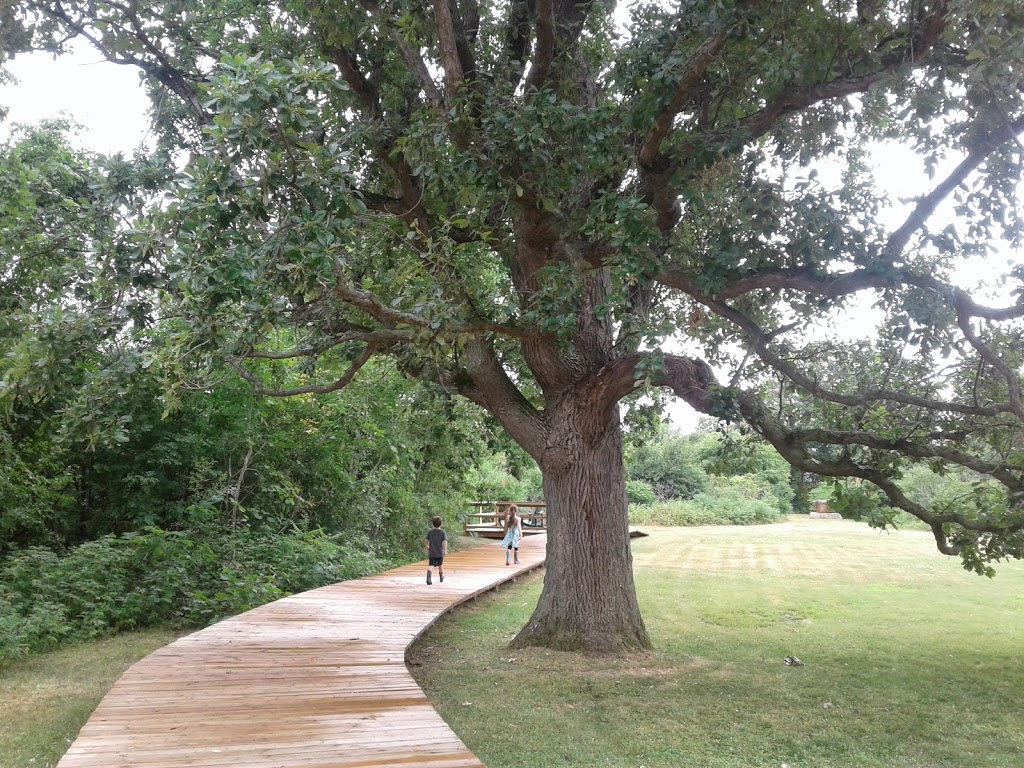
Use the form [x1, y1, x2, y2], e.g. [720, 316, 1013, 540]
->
[409, 517, 1024, 768]
[0, 629, 183, 768]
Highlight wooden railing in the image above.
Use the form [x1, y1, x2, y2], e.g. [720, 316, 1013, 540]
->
[464, 501, 546, 537]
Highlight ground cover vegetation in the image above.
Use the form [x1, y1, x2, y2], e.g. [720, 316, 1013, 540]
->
[3, 0, 1023, 653]
[410, 520, 1024, 768]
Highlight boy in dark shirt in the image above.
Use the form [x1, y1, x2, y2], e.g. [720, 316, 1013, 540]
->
[425, 516, 448, 585]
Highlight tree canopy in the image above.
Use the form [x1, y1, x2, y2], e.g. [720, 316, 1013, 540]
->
[3, 0, 1023, 651]
[0, 121, 494, 552]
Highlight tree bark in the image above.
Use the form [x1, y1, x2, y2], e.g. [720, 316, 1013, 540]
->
[512, 395, 651, 652]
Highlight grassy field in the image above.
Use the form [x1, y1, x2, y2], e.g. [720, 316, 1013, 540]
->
[409, 517, 1024, 768]
[0, 629, 183, 768]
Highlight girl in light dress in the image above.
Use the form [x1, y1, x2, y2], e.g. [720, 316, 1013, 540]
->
[500, 504, 522, 565]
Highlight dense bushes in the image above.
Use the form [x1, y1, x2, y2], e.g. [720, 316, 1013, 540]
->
[625, 479, 657, 505]
[467, 453, 543, 502]
[0, 527, 389, 665]
[628, 437, 709, 500]
[629, 476, 786, 527]
[626, 430, 794, 526]
[0, 356, 494, 666]
[0, 365, 487, 555]
[0, 125, 490, 561]
[469, 428, 798, 527]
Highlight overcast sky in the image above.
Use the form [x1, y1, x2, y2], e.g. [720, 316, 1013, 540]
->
[1, 45, 151, 154]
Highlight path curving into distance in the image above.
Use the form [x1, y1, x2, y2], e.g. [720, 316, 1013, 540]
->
[57, 535, 547, 768]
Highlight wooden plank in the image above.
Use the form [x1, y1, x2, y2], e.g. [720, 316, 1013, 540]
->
[56, 536, 547, 768]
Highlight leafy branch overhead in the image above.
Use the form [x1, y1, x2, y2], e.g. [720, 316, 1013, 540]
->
[5, 0, 1024, 645]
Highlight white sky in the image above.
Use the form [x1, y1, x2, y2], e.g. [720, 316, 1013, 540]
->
[1, 45, 152, 154]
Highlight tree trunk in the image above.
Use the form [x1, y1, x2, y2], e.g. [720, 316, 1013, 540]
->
[511, 397, 650, 653]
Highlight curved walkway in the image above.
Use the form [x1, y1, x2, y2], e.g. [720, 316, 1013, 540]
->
[57, 535, 547, 768]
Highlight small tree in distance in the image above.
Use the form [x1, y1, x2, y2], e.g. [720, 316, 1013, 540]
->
[4, 0, 1023, 652]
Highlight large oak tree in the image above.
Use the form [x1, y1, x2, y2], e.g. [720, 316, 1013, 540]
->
[4, 0, 1023, 651]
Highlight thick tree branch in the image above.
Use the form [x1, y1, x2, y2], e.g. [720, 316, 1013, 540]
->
[389, 31, 444, 109]
[434, 0, 466, 91]
[738, 1, 951, 143]
[638, 29, 730, 168]
[704, 291, 1017, 418]
[352, 0, 444, 109]
[355, 190, 409, 216]
[449, 0, 479, 81]
[655, 354, 718, 413]
[640, 5, 954, 232]
[655, 264, 1019, 418]
[331, 274, 535, 340]
[462, 338, 547, 459]
[229, 342, 376, 397]
[955, 300, 1024, 420]
[322, 7, 445, 242]
[662, 264, 1024, 323]
[521, 0, 598, 93]
[523, 0, 554, 93]
[28, 0, 209, 123]
[733, 390, 1024, 555]
[332, 280, 429, 330]
[399, 359, 505, 421]
[503, 0, 532, 86]
[789, 426, 1021, 487]
[243, 330, 412, 359]
[589, 347, 1024, 553]
[328, 44, 383, 121]
[576, 352, 716, 416]
[885, 113, 1024, 261]
[92, 3, 208, 120]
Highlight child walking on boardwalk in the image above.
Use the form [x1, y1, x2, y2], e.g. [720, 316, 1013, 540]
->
[425, 516, 447, 584]
[500, 504, 521, 565]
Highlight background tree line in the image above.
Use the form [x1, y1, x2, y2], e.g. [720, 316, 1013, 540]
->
[0, 121, 501, 663]
[473, 423, 797, 524]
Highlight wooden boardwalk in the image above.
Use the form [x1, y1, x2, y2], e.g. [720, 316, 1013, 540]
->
[57, 536, 547, 768]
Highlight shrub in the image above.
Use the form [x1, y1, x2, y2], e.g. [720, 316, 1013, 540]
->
[0, 431, 77, 551]
[629, 476, 786, 527]
[698, 432, 796, 512]
[628, 436, 709, 500]
[813, 465, 1004, 533]
[629, 497, 781, 527]
[0, 594, 70, 663]
[0, 527, 392, 667]
[626, 479, 657, 506]
[810, 479, 890, 525]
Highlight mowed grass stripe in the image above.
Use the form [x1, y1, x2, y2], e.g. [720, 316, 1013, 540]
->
[410, 517, 1024, 768]
[633, 519, 956, 580]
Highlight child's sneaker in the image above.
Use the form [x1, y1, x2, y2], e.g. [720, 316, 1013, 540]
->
[426, 571, 432, 585]
[514, 558, 520, 564]
[439, 573, 445, 582]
